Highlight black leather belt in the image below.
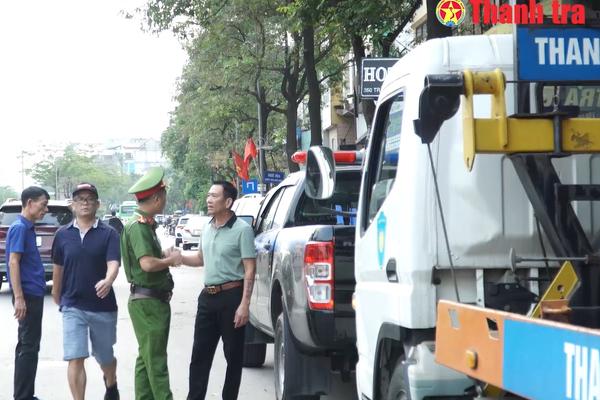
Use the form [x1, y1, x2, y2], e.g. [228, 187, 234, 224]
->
[203, 280, 244, 295]
[130, 284, 172, 303]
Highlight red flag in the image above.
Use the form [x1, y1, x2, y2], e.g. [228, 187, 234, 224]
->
[244, 137, 258, 164]
[232, 150, 250, 181]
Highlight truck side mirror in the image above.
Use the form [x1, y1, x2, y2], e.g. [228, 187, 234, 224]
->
[305, 146, 336, 200]
[413, 74, 464, 144]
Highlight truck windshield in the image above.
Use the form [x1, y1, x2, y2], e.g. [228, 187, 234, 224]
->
[538, 84, 600, 117]
[296, 170, 360, 226]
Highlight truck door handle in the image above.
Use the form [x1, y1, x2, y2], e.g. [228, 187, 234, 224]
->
[386, 259, 398, 283]
[263, 241, 272, 250]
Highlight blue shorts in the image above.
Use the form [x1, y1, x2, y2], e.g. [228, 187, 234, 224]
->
[62, 306, 118, 366]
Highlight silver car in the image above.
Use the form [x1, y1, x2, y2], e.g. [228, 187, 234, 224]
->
[180, 215, 212, 250]
[174, 215, 191, 248]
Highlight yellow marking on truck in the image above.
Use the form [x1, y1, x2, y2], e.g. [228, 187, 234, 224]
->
[530, 261, 579, 319]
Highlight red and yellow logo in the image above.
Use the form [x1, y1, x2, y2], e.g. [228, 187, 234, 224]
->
[436, 0, 466, 27]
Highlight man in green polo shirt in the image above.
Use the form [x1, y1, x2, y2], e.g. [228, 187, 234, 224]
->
[120, 167, 182, 400]
[181, 180, 256, 400]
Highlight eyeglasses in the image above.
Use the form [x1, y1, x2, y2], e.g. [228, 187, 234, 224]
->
[73, 197, 97, 204]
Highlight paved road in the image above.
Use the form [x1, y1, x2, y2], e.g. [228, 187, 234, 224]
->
[0, 227, 357, 400]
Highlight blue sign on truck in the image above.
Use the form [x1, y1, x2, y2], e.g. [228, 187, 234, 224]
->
[503, 318, 600, 400]
[263, 171, 285, 184]
[516, 26, 600, 81]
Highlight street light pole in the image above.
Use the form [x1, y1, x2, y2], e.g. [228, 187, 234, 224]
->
[20, 150, 26, 191]
[21, 152, 24, 191]
[19, 150, 36, 192]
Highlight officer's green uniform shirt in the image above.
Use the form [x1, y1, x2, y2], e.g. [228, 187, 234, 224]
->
[201, 215, 256, 286]
[123, 166, 174, 400]
[121, 209, 174, 291]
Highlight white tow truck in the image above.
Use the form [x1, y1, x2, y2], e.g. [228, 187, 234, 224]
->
[305, 24, 600, 400]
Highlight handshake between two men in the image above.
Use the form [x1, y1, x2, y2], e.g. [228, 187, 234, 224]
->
[163, 246, 184, 267]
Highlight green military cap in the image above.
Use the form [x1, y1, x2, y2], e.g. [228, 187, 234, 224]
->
[129, 166, 166, 200]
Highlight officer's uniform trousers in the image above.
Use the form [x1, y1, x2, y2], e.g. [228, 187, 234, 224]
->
[129, 297, 172, 400]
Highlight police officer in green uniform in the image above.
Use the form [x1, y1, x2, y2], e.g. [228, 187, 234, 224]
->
[120, 167, 182, 400]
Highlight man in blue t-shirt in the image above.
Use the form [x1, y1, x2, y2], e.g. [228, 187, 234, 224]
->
[6, 186, 49, 400]
[51, 183, 121, 400]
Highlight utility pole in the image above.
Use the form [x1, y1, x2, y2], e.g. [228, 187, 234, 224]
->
[256, 81, 268, 195]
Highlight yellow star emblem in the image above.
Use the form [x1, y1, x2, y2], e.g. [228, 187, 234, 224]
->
[442, 3, 459, 24]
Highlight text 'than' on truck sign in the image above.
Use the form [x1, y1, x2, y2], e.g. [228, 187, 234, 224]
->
[516, 26, 600, 82]
[360, 58, 399, 99]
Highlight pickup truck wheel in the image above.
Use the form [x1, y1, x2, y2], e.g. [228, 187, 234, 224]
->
[243, 343, 266, 367]
[386, 360, 408, 400]
[175, 238, 182, 247]
[274, 313, 320, 400]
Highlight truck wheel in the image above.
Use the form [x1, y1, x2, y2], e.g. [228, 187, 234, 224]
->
[386, 360, 409, 400]
[175, 238, 182, 247]
[274, 313, 320, 400]
[182, 243, 190, 250]
[243, 343, 267, 368]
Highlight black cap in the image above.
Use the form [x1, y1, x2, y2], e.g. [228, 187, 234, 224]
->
[72, 183, 99, 198]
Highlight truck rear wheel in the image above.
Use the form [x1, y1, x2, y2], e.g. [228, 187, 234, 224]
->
[386, 360, 408, 400]
[243, 343, 266, 367]
[274, 313, 320, 400]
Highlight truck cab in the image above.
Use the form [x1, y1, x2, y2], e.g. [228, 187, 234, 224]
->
[308, 32, 600, 400]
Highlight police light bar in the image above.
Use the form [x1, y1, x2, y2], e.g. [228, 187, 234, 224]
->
[291, 151, 361, 165]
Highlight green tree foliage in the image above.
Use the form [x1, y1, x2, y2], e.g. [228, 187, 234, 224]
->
[0, 186, 18, 205]
[28, 145, 140, 214]
[317, 0, 420, 127]
[143, 0, 415, 193]
[148, 0, 303, 191]
[163, 166, 198, 213]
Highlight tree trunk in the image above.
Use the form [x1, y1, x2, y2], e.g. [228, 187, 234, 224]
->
[351, 34, 376, 131]
[285, 103, 300, 173]
[303, 23, 322, 147]
[426, 0, 452, 39]
[257, 84, 269, 180]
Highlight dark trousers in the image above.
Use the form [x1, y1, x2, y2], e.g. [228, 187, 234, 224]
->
[13, 294, 44, 400]
[187, 287, 246, 400]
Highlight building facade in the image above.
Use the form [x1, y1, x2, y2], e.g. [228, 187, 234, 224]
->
[98, 138, 164, 175]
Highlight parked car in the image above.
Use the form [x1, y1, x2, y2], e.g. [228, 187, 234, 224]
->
[174, 215, 192, 248]
[245, 152, 361, 399]
[0, 199, 73, 291]
[180, 215, 212, 250]
[231, 194, 264, 222]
